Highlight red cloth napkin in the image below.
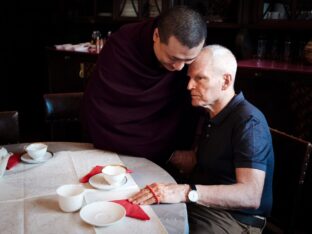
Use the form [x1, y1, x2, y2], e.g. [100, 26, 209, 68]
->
[79, 165, 133, 183]
[6, 153, 21, 170]
[112, 199, 150, 221]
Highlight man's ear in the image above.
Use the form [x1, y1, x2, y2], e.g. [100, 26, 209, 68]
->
[221, 74, 232, 90]
[153, 28, 159, 42]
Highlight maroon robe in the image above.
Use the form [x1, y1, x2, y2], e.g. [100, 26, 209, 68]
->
[83, 19, 196, 164]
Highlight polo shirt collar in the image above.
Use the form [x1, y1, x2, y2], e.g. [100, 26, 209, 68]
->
[208, 91, 245, 125]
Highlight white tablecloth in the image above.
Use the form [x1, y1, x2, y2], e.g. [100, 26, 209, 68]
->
[0, 143, 188, 234]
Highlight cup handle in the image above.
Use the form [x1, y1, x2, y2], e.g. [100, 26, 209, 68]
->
[23, 144, 29, 151]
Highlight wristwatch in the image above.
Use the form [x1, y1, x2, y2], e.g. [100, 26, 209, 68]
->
[188, 184, 199, 203]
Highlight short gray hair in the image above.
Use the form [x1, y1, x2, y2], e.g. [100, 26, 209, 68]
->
[203, 45, 237, 78]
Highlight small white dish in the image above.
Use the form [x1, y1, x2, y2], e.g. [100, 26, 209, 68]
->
[89, 174, 127, 190]
[21, 151, 53, 164]
[80, 201, 126, 227]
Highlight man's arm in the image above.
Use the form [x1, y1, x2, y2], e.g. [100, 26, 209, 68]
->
[196, 168, 265, 209]
[129, 168, 265, 210]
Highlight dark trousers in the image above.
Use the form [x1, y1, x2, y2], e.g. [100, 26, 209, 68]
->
[187, 203, 265, 234]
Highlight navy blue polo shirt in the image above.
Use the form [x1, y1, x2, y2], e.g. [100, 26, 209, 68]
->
[191, 92, 274, 217]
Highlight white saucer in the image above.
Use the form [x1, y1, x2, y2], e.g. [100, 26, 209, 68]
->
[89, 174, 127, 190]
[80, 201, 126, 227]
[21, 152, 53, 164]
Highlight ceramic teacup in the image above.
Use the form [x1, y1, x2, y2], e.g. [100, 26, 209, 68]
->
[56, 184, 84, 212]
[24, 143, 48, 160]
[102, 165, 126, 185]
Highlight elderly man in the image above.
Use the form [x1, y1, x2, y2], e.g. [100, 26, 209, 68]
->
[129, 45, 274, 233]
[82, 6, 206, 165]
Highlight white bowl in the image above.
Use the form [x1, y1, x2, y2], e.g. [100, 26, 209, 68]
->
[56, 184, 84, 212]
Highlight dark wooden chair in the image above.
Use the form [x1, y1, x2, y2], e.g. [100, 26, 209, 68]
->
[43, 92, 88, 142]
[265, 128, 312, 233]
[0, 111, 19, 145]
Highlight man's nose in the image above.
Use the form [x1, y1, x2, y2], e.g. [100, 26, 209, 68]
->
[172, 61, 185, 71]
[187, 79, 195, 90]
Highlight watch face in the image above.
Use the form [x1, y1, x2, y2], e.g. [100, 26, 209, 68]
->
[188, 190, 199, 202]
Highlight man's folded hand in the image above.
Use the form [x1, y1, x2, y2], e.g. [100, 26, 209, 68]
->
[168, 150, 196, 174]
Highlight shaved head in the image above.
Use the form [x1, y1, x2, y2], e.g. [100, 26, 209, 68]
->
[197, 45, 237, 84]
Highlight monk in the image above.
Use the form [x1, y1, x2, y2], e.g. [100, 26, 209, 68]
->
[82, 6, 207, 165]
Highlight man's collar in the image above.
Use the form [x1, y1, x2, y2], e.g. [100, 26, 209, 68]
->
[207, 91, 245, 125]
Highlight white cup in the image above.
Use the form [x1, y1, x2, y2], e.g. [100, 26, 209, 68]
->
[102, 165, 126, 185]
[56, 184, 84, 212]
[25, 143, 48, 160]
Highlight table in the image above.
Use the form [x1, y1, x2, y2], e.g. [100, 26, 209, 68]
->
[0, 142, 188, 234]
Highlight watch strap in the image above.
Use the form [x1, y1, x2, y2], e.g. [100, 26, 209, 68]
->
[189, 183, 197, 191]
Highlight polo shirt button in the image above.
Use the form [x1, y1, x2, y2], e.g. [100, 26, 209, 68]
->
[207, 124, 211, 128]
[206, 134, 210, 138]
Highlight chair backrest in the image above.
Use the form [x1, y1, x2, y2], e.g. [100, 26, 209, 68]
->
[0, 111, 19, 145]
[43, 92, 88, 142]
[266, 128, 312, 233]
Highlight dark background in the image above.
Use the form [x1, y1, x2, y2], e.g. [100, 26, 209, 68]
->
[1, 1, 122, 141]
[1, 0, 312, 143]
[0, 0, 237, 142]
